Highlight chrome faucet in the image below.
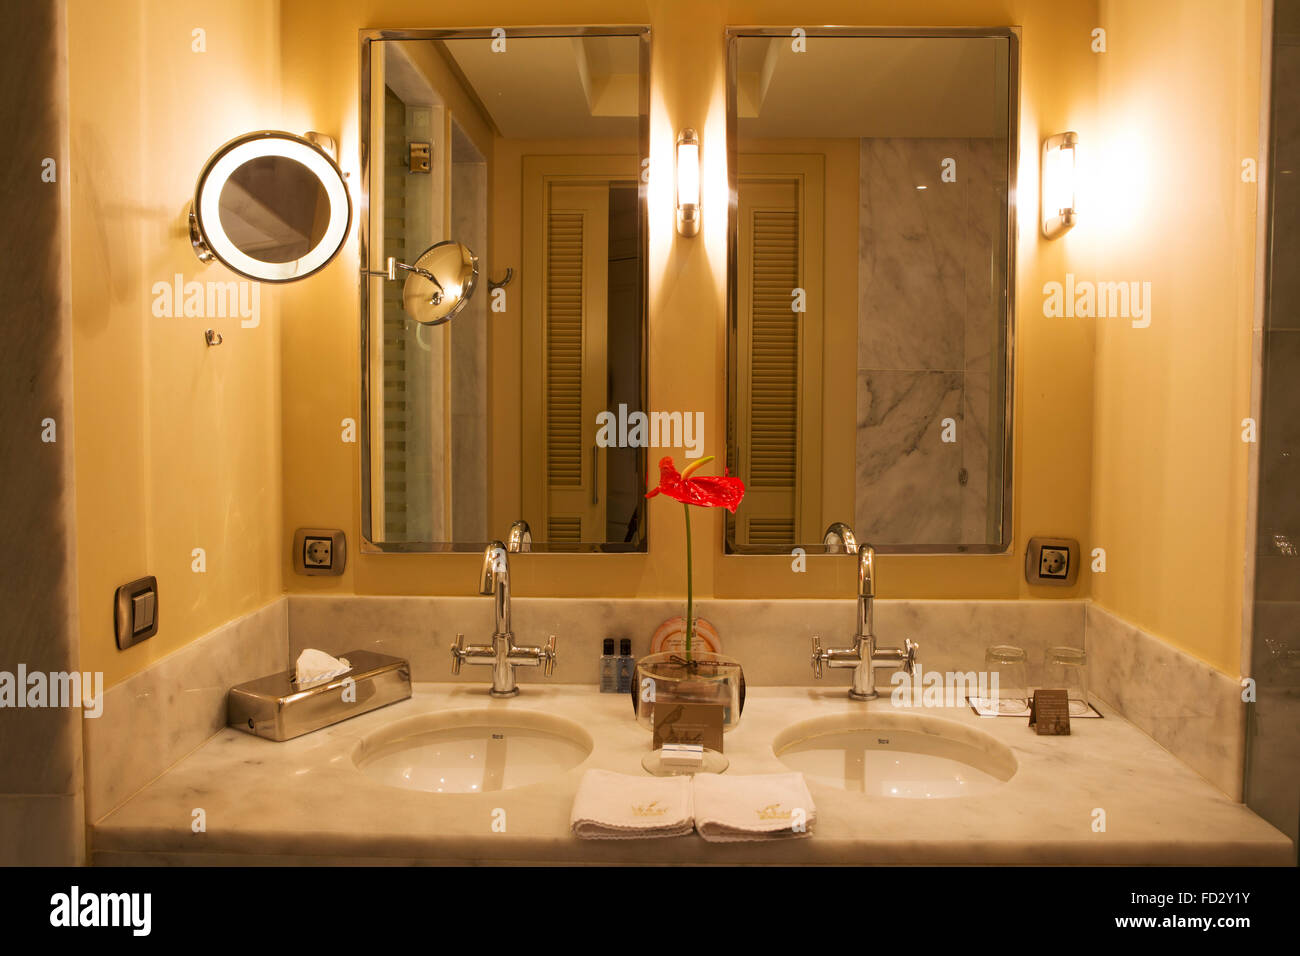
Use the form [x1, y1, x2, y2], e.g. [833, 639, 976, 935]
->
[507, 518, 532, 553]
[822, 521, 858, 554]
[451, 529, 556, 697]
[810, 544, 917, 700]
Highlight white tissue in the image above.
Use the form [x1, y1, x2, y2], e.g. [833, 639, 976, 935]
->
[294, 648, 351, 686]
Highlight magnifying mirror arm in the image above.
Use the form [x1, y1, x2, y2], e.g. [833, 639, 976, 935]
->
[363, 256, 446, 306]
[363, 256, 439, 287]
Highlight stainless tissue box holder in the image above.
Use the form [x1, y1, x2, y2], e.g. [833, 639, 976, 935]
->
[228, 649, 411, 741]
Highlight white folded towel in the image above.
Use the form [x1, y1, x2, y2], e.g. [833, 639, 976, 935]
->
[570, 769, 695, 840]
[692, 771, 816, 842]
[293, 648, 351, 687]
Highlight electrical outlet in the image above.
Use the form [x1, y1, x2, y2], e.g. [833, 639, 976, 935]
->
[304, 537, 332, 568]
[1040, 547, 1070, 578]
[1025, 537, 1079, 586]
[293, 528, 346, 576]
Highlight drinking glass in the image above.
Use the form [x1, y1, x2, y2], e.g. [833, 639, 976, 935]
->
[1044, 645, 1090, 716]
[983, 644, 1029, 715]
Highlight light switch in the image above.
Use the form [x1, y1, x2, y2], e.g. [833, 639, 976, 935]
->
[114, 575, 159, 649]
[131, 590, 156, 633]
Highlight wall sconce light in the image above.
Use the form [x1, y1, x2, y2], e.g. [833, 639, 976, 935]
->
[676, 128, 701, 237]
[1041, 131, 1079, 239]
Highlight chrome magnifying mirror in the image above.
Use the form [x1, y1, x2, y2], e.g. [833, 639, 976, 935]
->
[400, 240, 479, 326]
[366, 240, 479, 326]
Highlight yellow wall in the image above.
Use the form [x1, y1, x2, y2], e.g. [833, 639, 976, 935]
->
[68, 1, 284, 686]
[1087, 0, 1263, 674]
[66, 0, 1261, 688]
[280, 0, 1103, 604]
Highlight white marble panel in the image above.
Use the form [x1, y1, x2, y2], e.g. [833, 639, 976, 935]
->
[1085, 604, 1246, 799]
[83, 598, 287, 822]
[855, 370, 964, 542]
[0, 794, 85, 866]
[858, 138, 967, 371]
[289, 595, 1084, 691]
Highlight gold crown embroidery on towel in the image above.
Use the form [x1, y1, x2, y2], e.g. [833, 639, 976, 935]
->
[756, 803, 793, 820]
[632, 800, 669, 817]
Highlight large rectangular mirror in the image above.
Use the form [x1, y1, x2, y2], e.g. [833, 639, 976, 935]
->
[724, 28, 1017, 554]
[360, 28, 650, 552]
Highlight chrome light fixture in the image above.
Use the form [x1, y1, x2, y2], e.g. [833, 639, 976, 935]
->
[1041, 131, 1078, 239]
[189, 130, 352, 282]
[676, 127, 701, 237]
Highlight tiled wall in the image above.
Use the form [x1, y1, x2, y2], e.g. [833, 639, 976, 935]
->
[0, 1, 86, 866]
[856, 137, 1006, 544]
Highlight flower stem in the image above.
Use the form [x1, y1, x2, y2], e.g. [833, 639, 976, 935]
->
[683, 501, 693, 662]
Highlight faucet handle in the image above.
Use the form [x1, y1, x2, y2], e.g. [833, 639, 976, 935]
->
[810, 635, 825, 679]
[903, 638, 918, 676]
[542, 634, 557, 677]
[451, 633, 465, 675]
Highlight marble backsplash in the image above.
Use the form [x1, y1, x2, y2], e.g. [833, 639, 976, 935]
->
[1085, 604, 1246, 799]
[82, 595, 1254, 825]
[82, 599, 287, 824]
[287, 595, 1083, 691]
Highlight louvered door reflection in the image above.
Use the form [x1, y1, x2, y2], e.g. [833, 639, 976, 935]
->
[540, 185, 608, 543]
[737, 179, 807, 545]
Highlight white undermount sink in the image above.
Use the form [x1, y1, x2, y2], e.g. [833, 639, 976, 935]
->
[773, 712, 1017, 798]
[353, 709, 593, 793]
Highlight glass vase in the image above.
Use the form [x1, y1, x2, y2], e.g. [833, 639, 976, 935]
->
[629, 649, 745, 775]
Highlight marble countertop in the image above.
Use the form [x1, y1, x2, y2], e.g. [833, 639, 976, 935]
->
[91, 683, 1294, 865]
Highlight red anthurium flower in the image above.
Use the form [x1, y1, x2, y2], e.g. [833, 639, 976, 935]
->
[646, 454, 745, 663]
[646, 456, 746, 512]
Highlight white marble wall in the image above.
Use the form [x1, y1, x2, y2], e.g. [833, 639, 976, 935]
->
[0, 0, 86, 865]
[82, 599, 287, 823]
[288, 594, 1082, 690]
[1085, 604, 1246, 799]
[856, 138, 1006, 545]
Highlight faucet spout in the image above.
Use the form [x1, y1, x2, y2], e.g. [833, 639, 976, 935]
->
[857, 545, 875, 640]
[480, 541, 510, 635]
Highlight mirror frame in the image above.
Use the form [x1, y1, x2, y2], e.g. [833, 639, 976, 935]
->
[722, 26, 1020, 556]
[357, 26, 652, 553]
